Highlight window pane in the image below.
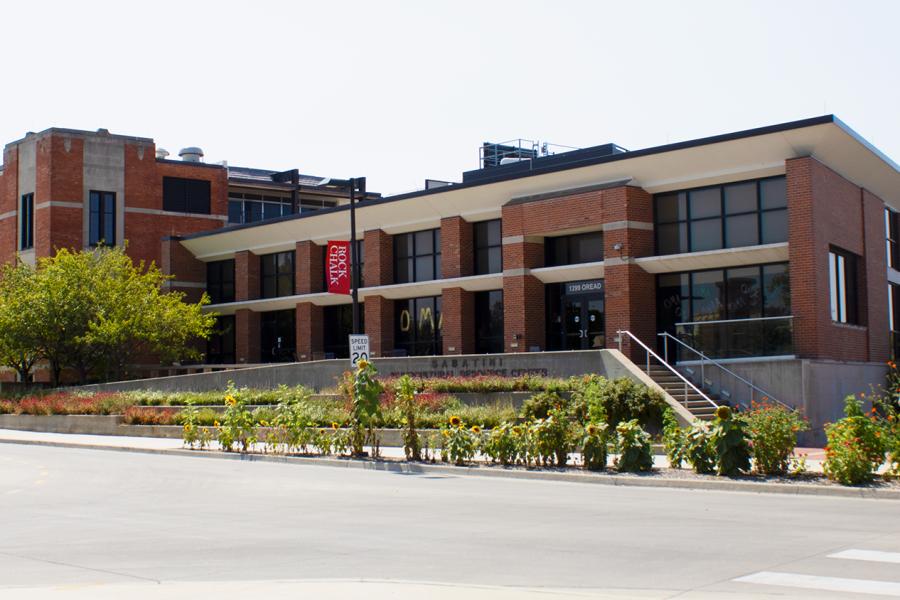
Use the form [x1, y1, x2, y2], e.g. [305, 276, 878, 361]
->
[657, 222, 688, 255]
[655, 192, 687, 222]
[726, 267, 762, 319]
[395, 234, 413, 258]
[760, 177, 787, 209]
[690, 219, 722, 251]
[228, 201, 243, 224]
[488, 247, 502, 274]
[724, 182, 757, 214]
[691, 270, 725, 321]
[657, 273, 690, 332]
[414, 230, 433, 255]
[263, 202, 281, 220]
[415, 255, 434, 281]
[395, 258, 413, 284]
[689, 188, 721, 219]
[763, 264, 790, 317]
[725, 213, 759, 248]
[761, 209, 788, 244]
[569, 232, 603, 263]
[245, 201, 262, 223]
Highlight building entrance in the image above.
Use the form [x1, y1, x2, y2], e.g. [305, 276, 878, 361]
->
[547, 279, 605, 351]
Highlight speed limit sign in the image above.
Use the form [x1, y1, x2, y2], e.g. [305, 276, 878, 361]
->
[349, 334, 370, 367]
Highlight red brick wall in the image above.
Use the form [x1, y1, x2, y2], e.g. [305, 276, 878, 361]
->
[235, 309, 260, 363]
[296, 240, 324, 294]
[364, 229, 393, 286]
[442, 287, 475, 354]
[35, 135, 84, 257]
[0, 147, 17, 265]
[160, 237, 206, 303]
[787, 156, 887, 362]
[441, 216, 474, 278]
[364, 295, 394, 357]
[503, 274, 544, 352]
[296, 302, 324, 361]
[235, 250, 260, 302]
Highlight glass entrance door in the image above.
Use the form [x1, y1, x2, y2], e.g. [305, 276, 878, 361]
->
[563, 297, 605, 350]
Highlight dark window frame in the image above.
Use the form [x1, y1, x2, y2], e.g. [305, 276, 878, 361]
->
[260, 250, 295, 299]
[475, 290, 504, 354]
[206, 315, 236, 364]
[89, 190, 116, 247]
[886, 208, 899, 271]
[829, 247, 859, 325]
[206, 259, 235, 304]
[163, 177, 211, 215]
[393, 228, 442, 284]
[394, 295, 443, 356]
[545, 231, 604, 267]
[654, 176, 787, 255]
[260, 309, 296, 363]
[20, 193, 34, 250]
[474, 219, 503, 275]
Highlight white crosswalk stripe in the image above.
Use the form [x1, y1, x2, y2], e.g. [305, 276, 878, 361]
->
[829, 549, 900, 564]
[734, 571, 900, 596]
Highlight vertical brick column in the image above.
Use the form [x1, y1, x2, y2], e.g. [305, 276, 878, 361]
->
[296, 240, 324, 294]
[441, 216, 474, 278]
[0, 146, 19, 265]
[364, 295, 394, 357]
[364, 229, 393, 286]
[602, 186, 656, 360]
[235, 250, 260, 301]
[863, 189, 889, 363]
[296, 302, 324, 361]
[786, 157, 817, 359]
[235, 309, 260, 363]
[160, 236, 206, 303]
[501, 231, 545, 353]
[442, 287, 475, 355]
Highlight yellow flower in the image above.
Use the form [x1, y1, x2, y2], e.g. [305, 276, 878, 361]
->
[715, 405, 732, 420]
[331, 422, 340, 431]
[471, 425, 482, 434]
[183, 423, 193, 432]
[449, 415, 462, 427]
[442, 429, 451, 438]
[260, 420, 268, 427]
[586, 423, 599, 436]
[225, 395, 237, 407]
[512, 425, 523, 436]
[356, 359, 370, 370]
[214, 420, 220, 427]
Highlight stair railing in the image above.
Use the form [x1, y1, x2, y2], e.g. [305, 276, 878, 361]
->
[616, 330, 718, 411]
[657, 332, 789, 410]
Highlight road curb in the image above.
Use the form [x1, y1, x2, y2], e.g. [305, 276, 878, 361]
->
[1, 436, 898, 501]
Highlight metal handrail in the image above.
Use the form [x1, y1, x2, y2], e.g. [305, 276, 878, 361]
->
[616, 330, 718, 410]
[675, 315, 794, 327]
[658, 331, 790, 410]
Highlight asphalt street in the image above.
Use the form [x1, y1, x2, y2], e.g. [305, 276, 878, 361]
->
[1, 443, 899, 599]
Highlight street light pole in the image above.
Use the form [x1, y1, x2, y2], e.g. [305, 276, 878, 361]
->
[349, 177, 365, 335]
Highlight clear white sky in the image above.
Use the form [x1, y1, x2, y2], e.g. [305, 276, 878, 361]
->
[3, 0, 898, 195]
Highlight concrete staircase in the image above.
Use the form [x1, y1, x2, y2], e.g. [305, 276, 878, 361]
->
[645, 364, 718, 421]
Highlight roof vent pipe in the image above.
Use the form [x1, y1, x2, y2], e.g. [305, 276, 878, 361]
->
[156, 148, 170, 160]
[178, 147, 204, 162]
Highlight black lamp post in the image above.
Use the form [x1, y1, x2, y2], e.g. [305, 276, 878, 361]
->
[318, 176, 366, 335]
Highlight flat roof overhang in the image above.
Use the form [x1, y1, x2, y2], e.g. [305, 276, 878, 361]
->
[180, 116, 900, 262]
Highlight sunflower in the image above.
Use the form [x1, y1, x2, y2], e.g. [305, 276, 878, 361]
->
[224, 395, 237, 407]
[213, 420, 220, 428]
[331, 422, 340, 431]
[511, 425, 523, 436]
[586, 423, 599, 436]
[715, 405, 732, 420]
[356, 359, 370, 370]
[442, 429, 451, 438]
[449, 415, 462, 427]
[471, 425, 482, 434]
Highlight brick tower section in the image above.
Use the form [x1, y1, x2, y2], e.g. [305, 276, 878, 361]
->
[787, 156, 888, 363]
[441, 216, 474, 278]
[602, 186, 656, 361]
[363, 229, 394, 357]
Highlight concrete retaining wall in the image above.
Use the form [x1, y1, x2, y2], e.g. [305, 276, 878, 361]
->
[74, 350, 637, 394]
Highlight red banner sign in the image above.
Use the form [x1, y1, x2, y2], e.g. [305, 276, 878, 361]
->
[326, 240, 351, 295]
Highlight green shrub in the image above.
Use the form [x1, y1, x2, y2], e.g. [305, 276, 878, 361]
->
[709, 406, 751, 476]
[440, 415, 478, 465]
[481, 423, 519, 466]
[823, 396, 886, 485]
[395, 374, 422, 461]
[581, 422, 609, 471]
[662, 408, 687, 469]
[217, 384, 256, 452]
[585, 377, 666, 429]
[614, 419, 653, 472]
[685, 421, 716, 474]
[530, 407, 575, 467]
[520, 391, 565, 421]
[743, 402, 808, 475]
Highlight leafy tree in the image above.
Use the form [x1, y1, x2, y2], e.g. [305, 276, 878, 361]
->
[0, 247, 216, 385]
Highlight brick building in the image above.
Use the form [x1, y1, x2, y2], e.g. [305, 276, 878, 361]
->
[2, 117, 900, 428]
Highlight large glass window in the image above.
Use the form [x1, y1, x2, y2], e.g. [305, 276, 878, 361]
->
[20, 193, 34, 250]
[394, 229, 441, 284]
[657, 263, 791, 358]
[829, 247, 859, 325]
[163, 177, 211, 214]
[395, 296, 442, 356]
[206, 315, 235, 364]
[260, 251, 295, 298]
[887, 209, 899, 270]
[890, 284, 900, 359]
[260, 309, 296, 363]
[89, 190, 116, 246]
[206, 259, 235, 304]
[545, 231, 604, 266]
[654, 176, 787, 255]
[474, 220, 502, 275]
[322, 304, 364, 359]
[475, 290, 504, 353]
